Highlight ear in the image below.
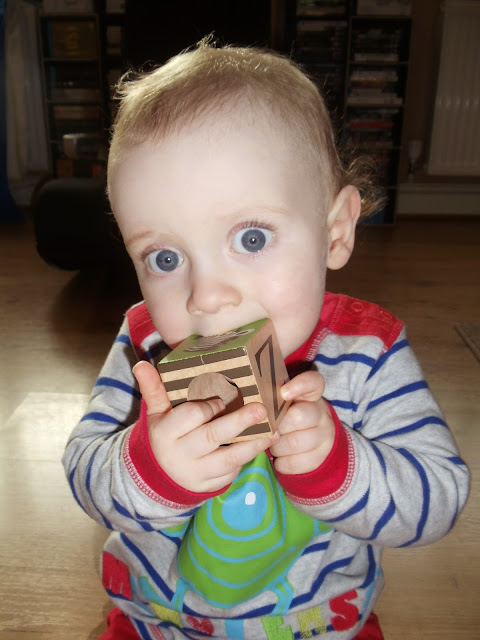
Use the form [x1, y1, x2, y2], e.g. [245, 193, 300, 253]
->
[326, 186, 361, 270]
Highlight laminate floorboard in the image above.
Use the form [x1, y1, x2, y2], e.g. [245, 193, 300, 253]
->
[1, 216, 478, 638]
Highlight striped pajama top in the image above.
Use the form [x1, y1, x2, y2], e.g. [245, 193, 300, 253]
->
[63, 292, 469, 639]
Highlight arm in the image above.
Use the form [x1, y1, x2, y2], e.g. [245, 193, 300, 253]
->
[274, 329, 470, 548]
[63, 317, 277, 532]
[62, 317, 203, 532]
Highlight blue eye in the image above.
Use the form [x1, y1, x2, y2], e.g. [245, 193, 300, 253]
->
[146, 249, 183, 273]
[233, 227, 273, 254]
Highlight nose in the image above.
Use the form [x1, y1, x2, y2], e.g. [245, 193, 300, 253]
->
[186, 265, 242, 316]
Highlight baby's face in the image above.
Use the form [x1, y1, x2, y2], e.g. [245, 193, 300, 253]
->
[111, 110, 331, 358]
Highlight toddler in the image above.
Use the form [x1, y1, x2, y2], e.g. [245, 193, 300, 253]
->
[63, 40, 469, 640]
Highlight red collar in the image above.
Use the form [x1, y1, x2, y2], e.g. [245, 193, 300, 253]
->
[284, 292, 337, 376]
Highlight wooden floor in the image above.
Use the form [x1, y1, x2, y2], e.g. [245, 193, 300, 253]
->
[1, 215, 479, 639]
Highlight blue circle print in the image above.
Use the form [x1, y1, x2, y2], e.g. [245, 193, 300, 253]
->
[222, 481, 268, 531]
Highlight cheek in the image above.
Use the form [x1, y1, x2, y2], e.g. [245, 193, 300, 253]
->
[266, 244, 326, 306]
[147, 302, 187, 347]
[139, 279, 188, 347]
[261, 260, 327, 357]
[265, 275, 324, 350]
[272, 273, 324, 324]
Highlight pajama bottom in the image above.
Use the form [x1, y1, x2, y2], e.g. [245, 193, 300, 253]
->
[98, 607, 384, 640]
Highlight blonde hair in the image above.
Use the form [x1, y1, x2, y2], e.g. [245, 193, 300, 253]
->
[108, 39, 379, 218]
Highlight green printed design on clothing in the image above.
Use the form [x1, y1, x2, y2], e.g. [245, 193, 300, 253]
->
[167, 452, 330, 613]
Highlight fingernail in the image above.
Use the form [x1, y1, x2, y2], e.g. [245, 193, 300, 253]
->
[250, 403, 267, 420]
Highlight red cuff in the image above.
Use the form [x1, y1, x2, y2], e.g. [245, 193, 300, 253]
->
[124, 399, 228, 507]
[274, 404, 352, 502]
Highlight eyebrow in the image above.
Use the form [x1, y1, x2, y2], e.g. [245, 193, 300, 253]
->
[124, 230, 155, 253]
[124, 203, 292, 252]
[232, 203, 292, 218]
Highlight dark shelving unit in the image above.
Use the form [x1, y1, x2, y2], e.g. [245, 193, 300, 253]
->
[37, 1, 126, 178]
[38, 9, 107, 178]
[287, 0, 412, 223]
[344, 13, 411, 223]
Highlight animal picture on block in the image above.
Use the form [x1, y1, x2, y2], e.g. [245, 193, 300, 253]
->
[158, 318, 290, 442]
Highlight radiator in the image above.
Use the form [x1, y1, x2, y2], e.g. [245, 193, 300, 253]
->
[427, 0, 480, 176]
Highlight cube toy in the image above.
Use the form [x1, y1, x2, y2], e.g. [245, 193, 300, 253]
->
[158, 318, 290, 442]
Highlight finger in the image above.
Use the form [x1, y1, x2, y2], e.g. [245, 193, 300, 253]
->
[281, 371, 325, 403]
[186, 402, 269, 456]
[276, 400, 324, 435]
[270, 423, 322, 458]
[274, 450, 323, 476]
[132, 361, 172, 416]
[200, 434, 277, 487]
[158, 397, 225, 439]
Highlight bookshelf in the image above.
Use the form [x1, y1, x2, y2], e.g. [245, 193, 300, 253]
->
[344, 13, 411, 223]
[294, 8, 348, 136]
[288, 1, 412, 224]
[37, 1, 126, 179]
[102, 0, 126, 126]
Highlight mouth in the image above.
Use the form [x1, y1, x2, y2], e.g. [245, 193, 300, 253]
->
[168, 327, 236, 351]
[195, 315, 268, 340]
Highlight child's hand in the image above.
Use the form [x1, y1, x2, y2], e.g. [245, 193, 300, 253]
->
[269, 371, 335, 475]
[132, 361, 278, 494]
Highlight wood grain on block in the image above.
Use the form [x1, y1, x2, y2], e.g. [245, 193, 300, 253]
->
[158, 319, 290, 442]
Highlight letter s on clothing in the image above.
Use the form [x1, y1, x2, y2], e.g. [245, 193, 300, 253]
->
[330, 589, 359, 632]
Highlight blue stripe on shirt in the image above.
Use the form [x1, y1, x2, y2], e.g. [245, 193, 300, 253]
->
[112, 499, 154, 531]
[370, 441, 387, 475]
[372, 415, 447, 440]
[359, 544, 378, 589]
[315, 352, 376, 368]
[68, 467, 88, 514]
[132, 619, 154, 640]
[323, 489, 370, 523]
[120, 533, 175, 602]
[366, 339, 409, 381]
[115, 334, 131, 347]
[291, 555, 355, 610]
[303, 540, 331, 556]
[81, 411, 120, 425]
[397, 448, 430, 547]
[95, 377, 141, 400]
[366, 380, 428, 411]
[328, 399, 358, 412]
[86, 450, 113, 530]
[104, 589, 132, 603]
[368, 496, 396, 540]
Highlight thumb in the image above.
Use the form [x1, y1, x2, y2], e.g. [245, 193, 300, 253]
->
[281, 370, 325, 403]
[132, 361, 172, 416]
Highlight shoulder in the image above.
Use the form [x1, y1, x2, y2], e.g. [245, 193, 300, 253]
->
[321, 292, 404, 350]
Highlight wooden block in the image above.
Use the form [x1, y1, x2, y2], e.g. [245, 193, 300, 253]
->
[158, 319, 290, 442]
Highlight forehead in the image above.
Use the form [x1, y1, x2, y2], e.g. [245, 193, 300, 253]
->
[110, 107, 325, 213]
[110, 111, 325, 238]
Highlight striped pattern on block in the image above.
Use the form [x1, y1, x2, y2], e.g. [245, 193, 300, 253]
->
[158, 319, 290, 441]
